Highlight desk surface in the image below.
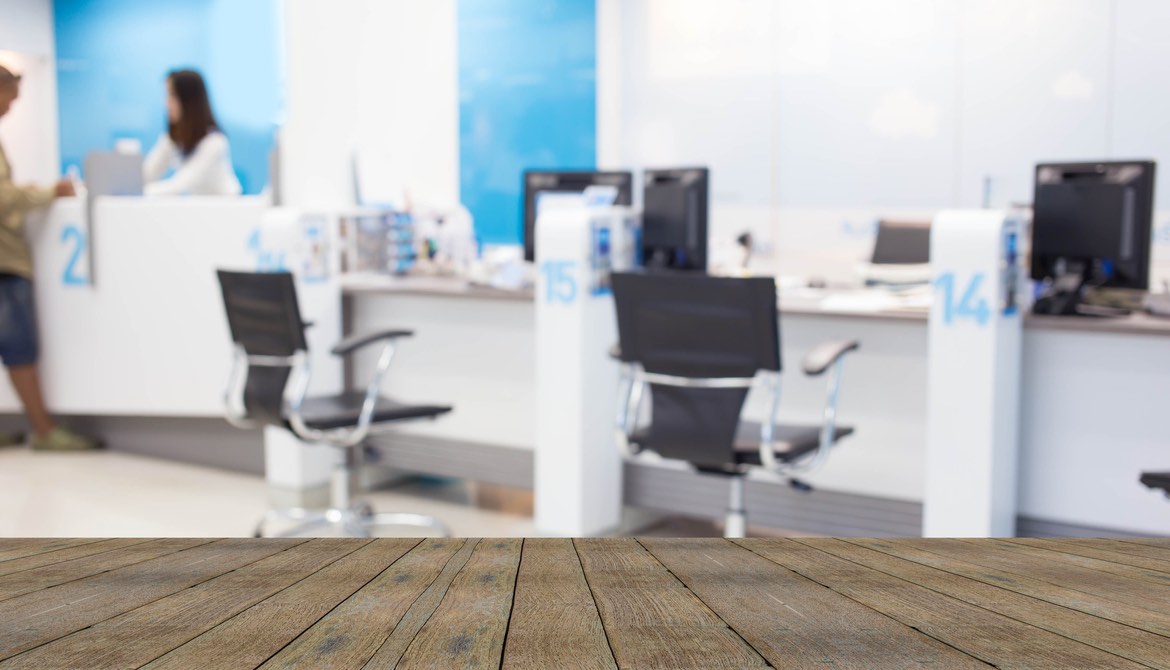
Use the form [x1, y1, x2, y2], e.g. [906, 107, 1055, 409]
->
[342, 274, 1170, 335]
[1, 537, 1168, 668]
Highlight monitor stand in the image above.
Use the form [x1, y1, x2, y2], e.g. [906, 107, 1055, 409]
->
[1033, 271, 1085, 316]
[1032, 263, 1131, 317]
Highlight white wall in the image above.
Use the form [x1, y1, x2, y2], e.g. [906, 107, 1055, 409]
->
[281, 0, 459, 211]
[603, 0, 1170, 284]
[0, 0, 59, 185]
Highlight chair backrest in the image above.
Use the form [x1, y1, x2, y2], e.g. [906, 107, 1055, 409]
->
[871, 220, 931, 265]
[217, 270, 309, 425]
[611, 272, 780, 470]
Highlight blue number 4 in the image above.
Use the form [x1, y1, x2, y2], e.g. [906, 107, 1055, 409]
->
[935, 271, 989, 326]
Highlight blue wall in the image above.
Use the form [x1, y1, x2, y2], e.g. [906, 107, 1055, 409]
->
[458, 0, 597, 246]
[54, 0, 282, 195]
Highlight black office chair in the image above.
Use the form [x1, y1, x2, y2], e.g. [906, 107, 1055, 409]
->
[217, 270, 452, 537]
[611, 272, 859, 538]
[1141, 472, 1170, 498]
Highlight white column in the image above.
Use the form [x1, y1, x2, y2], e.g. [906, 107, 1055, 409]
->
[534, 204, 626, 536]
[924, 209, 1024, 537]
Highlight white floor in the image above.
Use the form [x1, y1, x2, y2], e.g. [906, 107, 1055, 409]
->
[0, 447, 536, 538]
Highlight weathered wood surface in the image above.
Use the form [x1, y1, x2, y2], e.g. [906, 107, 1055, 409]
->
[0, 537, 1166, 669]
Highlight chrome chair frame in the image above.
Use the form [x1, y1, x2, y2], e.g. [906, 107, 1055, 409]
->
[615, 342, 854, 538]
[225, 340, 450, 538]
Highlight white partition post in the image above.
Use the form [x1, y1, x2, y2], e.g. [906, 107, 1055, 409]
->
[534, 204, 636, 536]
[924, 210, 1024, 537]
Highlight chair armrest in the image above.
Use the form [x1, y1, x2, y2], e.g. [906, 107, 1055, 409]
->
[802, 339, 860, 376]
[331, 329, 414, 356]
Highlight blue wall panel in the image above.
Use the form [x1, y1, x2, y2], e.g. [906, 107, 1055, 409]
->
[54, 0, 282, 194]
[458, 0, 597, 246]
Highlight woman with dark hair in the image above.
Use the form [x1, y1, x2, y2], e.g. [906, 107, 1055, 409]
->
[143, 69, 241, 196]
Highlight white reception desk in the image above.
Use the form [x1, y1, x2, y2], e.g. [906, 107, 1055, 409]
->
[1, 200, 1167, 536]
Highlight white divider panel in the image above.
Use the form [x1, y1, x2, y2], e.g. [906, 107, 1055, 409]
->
[534, 205, 633, 536]
[924, 209, 1023, 537]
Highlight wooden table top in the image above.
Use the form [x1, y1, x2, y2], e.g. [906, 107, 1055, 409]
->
[1, 537, 1168, 669]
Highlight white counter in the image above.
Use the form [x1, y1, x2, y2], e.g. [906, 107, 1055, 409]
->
[0, 197, 342, 416]
[345, 275, 1170, 535]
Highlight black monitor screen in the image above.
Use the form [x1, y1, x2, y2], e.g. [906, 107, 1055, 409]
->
[643, 167, 709, 271]
[1031, 161, 1155, 290]
[522, 170, 633, 262]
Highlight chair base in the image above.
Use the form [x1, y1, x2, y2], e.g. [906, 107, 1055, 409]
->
[255, 503, 451, 538]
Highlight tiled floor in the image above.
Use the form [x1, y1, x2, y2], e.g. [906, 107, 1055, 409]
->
[0, 446, 536, 537]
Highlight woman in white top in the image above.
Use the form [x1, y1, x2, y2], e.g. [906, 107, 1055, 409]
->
[143, 69, 242, 196]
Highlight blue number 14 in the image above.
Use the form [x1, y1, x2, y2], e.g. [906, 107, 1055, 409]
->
[934, 271, 990, 326]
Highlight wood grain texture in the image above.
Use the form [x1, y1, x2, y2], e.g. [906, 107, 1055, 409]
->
[0, 539, 104, 564]
[0, 539, 368, 669]
[142, 538, 417, 670]
[804, 538, 1170, 669]
[354, 539, 481, 669]
[0, 537, 1160, 669]
[0, 537, 211, 603]
[0, 538, 150, 578]
[641, 537, 989, 669]
[500, 538, 617, 670]
[0, 538, 301, 661]
[900, 538, 1170, 616]
[259, 538, 470, 669]
[848, 537, 1170, 640]
[391, 538, 523, 670]
[575, 537, 768, 669]
[738, 538, 1150, 670]
[1009, 537, 1170, 574]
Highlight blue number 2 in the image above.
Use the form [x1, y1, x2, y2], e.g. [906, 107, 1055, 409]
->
[540, 260, 577, 304]
[934, 271, 990, 326]
[61, 224, 87, 286]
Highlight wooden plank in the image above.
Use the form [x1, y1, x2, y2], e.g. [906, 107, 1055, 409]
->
[737, 539, 1149, 669]
[0, 539, 372, 670]
[1009, 538, 1170, 574]
[0, 537, 212, 603]
[342, 539, 480, 669]
[0, 538, 151, 578]
[259, 538, 473, 669]
[898, 538, 1170, 617]
[500, 538, 617, 670]
[0, 537, 302, 661]
[391, 538, 523, 670]
[575, 537, 768, 669]
[848, 537, 1170, 643]
[806, 538, 1170, 669]
[0, 539, 105, 564]
[142, 538, 418, 670]
[641, 537, 990, 669]
[986, 538, 1170, 588]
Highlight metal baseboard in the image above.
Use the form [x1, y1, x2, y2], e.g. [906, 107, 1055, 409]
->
[1015, 516, 1155, 538]
[0, 414, 264, 475]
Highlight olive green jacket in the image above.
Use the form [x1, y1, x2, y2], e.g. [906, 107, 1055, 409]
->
[0, 141, 54, 278]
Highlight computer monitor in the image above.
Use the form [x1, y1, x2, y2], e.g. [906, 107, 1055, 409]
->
[1031, 160, 1155, 315]
[642, 167, 708, 272]
[523, 170, 633, 262]
[871, 220, 930, 265]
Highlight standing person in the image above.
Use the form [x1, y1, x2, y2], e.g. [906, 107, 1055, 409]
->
[0, 65, 100, 450]
[143, 68, 242, 196]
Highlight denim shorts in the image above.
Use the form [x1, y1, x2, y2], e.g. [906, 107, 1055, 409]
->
[0, 274, 39, 366]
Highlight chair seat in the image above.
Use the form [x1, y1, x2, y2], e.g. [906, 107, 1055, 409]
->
[1141, 471, 1170, 493]
[629, 422, 854, 467]
[293, 391, 452, 431]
